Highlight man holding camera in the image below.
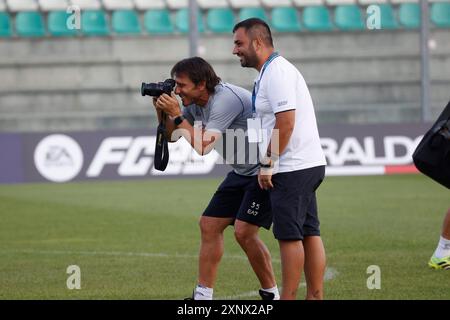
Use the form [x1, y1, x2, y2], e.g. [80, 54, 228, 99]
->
[152, 57, 279, 300]
[232, 18, 327, 300]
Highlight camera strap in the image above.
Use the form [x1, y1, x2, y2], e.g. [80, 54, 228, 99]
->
[154, 112, 169, 171]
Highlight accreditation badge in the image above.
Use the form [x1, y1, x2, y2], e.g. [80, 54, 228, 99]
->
[247, 117, 263, 143]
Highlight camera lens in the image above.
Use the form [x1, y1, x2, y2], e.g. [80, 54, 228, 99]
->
[141, 82, 163, 97]
[141, 79, 175, 97]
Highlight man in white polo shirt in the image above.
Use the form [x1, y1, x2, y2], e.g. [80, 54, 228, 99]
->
[232, 18, 327, 300]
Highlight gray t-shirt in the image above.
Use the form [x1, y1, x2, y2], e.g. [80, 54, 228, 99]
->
[182, 82, 259, 176]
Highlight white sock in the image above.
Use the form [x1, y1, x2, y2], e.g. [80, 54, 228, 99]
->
[434, 236, 450, 259]
[194, 284, 213, 300]
[260, 285, 280, 300]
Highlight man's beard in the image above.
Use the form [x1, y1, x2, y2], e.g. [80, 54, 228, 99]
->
[240, 47, 258, 68]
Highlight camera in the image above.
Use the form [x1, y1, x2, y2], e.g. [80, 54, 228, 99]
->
[141, 79, 176, 97]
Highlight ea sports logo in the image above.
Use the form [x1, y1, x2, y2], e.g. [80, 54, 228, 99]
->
[34, 134, 83, 182]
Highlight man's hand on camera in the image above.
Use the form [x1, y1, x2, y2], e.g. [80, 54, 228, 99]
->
[155, 93, 182, 118]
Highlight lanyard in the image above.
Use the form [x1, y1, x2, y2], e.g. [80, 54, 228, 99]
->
[251, 52, 280, 117]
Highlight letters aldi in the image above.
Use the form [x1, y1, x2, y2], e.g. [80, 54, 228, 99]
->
[0, 124, 431, 184]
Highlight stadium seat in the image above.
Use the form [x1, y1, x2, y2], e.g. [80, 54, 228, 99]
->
[261, 0, 292, 7]
[0, 11, 12, 37]
[302, 5, 333, 31]
[144, 9, 174, 34]
[112, 10, 141, 34]
[39, 0, 69, 11]
[334, 5, 365, 30]
[238, 7, 269, 23]
[70, 0, 101, 10]
[229, 0, 260, 8]
[378, 4, 398, 29]
[134, 0, 166, 10]
[363, 3, 398, 30]
[102, 0, 134, 10]
[6, 0, 38, 12]
[81, 10, 109, 36]
[398, 3, 420, 29]
[166, 0, 187, 9]
[197, 0, 228, 9]
[271, 7, 301, 32]
[15, 11, 46, 37]
[206, 8, 235, 33]
[175, 8, 205, 33]
[48, 10, 78, 36]
[431, 2, 450, 28]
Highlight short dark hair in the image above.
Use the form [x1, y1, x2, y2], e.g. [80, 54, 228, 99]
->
[170, 57, 221, 94]
[232, 18, 273, 48]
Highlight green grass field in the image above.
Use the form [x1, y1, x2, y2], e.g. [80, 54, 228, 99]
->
[0, 174, 449, 300]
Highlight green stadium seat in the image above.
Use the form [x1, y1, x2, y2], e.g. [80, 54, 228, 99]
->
[334, 5, 364, 31]
[0, 12, 12, 37]
[238, 7, 269, 23]
[302, 6, 332, 31]
[271, 7, 301, 32]
[144, 9, 174, 34]
[81, 10, 109, 36]
[48, 11, 78, 36]
[175, 8, 205, 33]
[378, 4, 398, 30]
[431, 2, 450, 28]
[112, 10, 141, 34]
[398, 3, 420, 29]
[206, 8, 234, 33]
[15, 11, 45, 37]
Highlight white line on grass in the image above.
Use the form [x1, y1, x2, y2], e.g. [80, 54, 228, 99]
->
[0, 249, 281, 263]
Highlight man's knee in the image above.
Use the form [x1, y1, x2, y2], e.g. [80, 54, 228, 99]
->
[199, 216, 229, 239]
[199, 217, 217, 236]
[234, 228, 248, 245]
[234, 221, 259, 246]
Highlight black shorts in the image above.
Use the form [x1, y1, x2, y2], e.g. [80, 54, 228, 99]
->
[203, 171, 272, 229]
[270, 166, 325, 241]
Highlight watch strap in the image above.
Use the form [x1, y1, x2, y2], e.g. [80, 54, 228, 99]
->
[174, 115, 185, 126]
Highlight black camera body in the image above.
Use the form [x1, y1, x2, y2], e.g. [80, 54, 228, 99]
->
[141, 79, 176, 97]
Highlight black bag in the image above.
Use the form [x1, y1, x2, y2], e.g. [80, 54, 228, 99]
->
[412, 100, 450, 189]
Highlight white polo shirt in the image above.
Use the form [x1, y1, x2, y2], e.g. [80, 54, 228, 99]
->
[255, 55, 326, 173]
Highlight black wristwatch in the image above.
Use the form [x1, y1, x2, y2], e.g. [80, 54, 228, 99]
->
[173, 115, 185, 126]
[259, 162, 272, 169]
[259, 159, 273, 169]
